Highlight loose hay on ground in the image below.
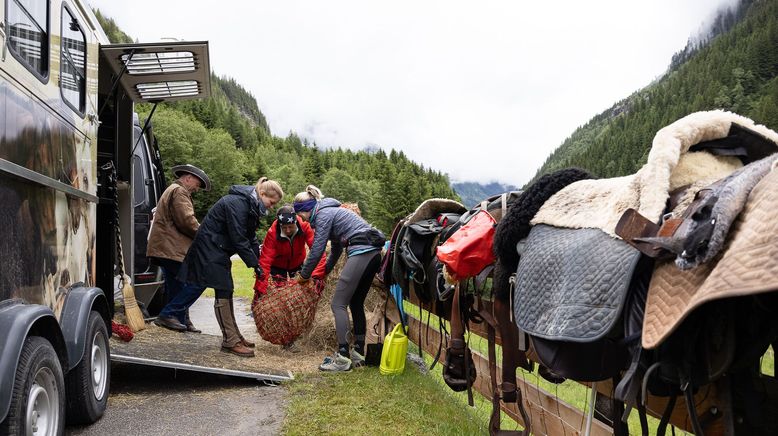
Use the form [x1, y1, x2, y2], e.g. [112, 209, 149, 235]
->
[291, 258, 385, 358]
[117, 254, 389, 376]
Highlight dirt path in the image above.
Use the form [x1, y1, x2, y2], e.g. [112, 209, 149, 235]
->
[67, 362, 288, 436]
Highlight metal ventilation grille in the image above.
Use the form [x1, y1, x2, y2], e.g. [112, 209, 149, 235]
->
[136, 80, 200, 100]
[121, 51, 196, 75]
[101, 41, 211, 102]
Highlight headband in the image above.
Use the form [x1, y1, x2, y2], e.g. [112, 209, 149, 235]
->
[293, 199, 318, 213]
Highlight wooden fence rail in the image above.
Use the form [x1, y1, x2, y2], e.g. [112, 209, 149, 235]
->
[384, 291, 737, 435]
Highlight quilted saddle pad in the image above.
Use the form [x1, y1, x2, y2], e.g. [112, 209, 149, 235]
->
[514, 225, 641, 342]
[642, 166, 778, 349]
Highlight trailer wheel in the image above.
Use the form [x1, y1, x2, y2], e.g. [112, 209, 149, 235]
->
[0, 336, 65, 436]
[65, 311, 110, 424]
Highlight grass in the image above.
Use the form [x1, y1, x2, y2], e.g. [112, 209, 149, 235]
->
[202, 261, 256, 298]
[762, 346, 775, 376]
[402, 301, 661, 434]
[282, 363, 487, 436]
[230, 263, 777, 434]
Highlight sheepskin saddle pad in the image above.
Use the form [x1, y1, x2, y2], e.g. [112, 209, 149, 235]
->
[630, 153, 778, 271]
[514, 224, 641, 342]
[405, 198, 466, 225]
[531, 110, 778, 237]
[642, 165, 778, 349]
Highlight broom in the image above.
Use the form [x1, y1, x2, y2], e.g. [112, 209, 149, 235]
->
[104, 159, 146, 332]
[121, 273, 146, 332]
[115, 215, 145, 332]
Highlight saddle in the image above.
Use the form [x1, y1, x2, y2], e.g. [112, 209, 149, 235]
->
[393, 198, 466, 304]
[514, 225, 641, 381]
[531, 111, 778, 236]
[510, 111, 778, 434]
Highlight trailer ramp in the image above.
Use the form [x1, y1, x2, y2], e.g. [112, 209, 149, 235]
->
[110, 327, 292, 383]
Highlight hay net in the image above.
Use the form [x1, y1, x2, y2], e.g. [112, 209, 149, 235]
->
[252, 278, 326, 345]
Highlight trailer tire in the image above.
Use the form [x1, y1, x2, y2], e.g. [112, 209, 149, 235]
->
[65, 311, 110, 424]
[0, 336, 65, 436]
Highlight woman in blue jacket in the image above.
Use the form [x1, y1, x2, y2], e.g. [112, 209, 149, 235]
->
[294, 185, 385, 371]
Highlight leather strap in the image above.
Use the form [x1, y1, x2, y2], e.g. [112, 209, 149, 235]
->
[616, 180, 724, 258]
[684, 385, 706, 436]
[478, 296, 531, 436]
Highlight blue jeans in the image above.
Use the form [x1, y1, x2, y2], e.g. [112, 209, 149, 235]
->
[157, 260, 206, 324]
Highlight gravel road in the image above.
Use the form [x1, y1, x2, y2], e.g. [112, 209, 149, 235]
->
[67, 298, 288, 436]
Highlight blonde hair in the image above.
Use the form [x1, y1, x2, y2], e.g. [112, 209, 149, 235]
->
[256, 177, 284, 199]
[294, 185, 323, 203]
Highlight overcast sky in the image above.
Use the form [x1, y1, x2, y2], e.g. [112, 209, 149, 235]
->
[89, 0, 736, 186]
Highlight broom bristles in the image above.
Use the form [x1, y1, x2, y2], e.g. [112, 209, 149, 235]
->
[122, 274, 146, 332]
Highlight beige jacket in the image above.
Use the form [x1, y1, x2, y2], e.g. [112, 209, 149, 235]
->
[146, 181, 200, 262]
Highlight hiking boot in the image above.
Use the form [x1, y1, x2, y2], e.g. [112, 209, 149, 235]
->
[350, 349, 366, 368]
[319, 354, 352, 372]
[282, 341, 301, 353]
[221, 343, 255, 358]
[154, 316, 187, 332]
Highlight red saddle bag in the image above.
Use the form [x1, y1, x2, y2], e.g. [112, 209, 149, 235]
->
[436, 209, 496, 281]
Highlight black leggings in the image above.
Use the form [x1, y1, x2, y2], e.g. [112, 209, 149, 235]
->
[331, 251, 381, 347]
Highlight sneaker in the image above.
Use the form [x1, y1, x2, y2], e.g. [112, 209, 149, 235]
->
[282, 341, 301, 353]
[319, 354, 352, 372]
[350, 349, 366, 368]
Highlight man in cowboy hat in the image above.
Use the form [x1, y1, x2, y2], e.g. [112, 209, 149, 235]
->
[148, 164, 211, 331]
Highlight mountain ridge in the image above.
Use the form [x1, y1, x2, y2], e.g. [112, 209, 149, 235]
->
[531, 0, 777, 185]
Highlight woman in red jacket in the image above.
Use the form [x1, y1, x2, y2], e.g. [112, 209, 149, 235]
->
[253, 205, 326, 309]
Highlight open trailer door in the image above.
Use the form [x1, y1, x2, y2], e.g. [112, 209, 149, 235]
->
[98, 42, 293, 383]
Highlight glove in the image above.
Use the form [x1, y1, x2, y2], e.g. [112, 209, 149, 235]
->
[254, 265, 264, 279]
[296, 275, 311, 285]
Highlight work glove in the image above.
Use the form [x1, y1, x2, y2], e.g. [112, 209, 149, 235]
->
[254, 265, 264, 279]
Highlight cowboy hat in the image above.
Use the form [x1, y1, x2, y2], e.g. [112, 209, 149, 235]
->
[172, 164, 211, 191]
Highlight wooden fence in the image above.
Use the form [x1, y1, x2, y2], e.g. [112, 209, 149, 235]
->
[384, 291, 741, 435]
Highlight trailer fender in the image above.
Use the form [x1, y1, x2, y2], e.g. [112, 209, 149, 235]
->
[59, 286, 110, 371]
[0, 300, 68, 422]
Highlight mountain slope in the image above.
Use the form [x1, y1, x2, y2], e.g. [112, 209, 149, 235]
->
[93, 12, 459, 232]
[532, 0, 778, 184]
[452, 182, 519, 208]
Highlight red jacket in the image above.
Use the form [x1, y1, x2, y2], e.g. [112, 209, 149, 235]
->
[256, 216, 326, 294]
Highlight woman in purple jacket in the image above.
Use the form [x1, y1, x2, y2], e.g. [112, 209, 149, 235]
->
[294, 185, 385, 371]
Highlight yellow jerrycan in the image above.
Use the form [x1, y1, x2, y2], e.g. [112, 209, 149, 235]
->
[379, 322, 408, 375]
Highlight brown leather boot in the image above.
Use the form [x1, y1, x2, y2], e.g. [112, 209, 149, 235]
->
[221, 343, 255, 357]
[227, 299, 255, 348]
[215, 298, 242, 349]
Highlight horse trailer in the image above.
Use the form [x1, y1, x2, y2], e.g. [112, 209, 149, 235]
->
[0, 0, 211, 432]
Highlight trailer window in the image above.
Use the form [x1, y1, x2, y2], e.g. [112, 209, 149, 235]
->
[133, 155, 146, 208]
[6, 0, 49, 80]
[60, 6, 86, 115]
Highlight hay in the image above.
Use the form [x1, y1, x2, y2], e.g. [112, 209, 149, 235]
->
[119, 255, 390, 375]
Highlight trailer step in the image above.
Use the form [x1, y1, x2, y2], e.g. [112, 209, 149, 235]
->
[110, 354, 292, 382]
[109, 329, 293, 383]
